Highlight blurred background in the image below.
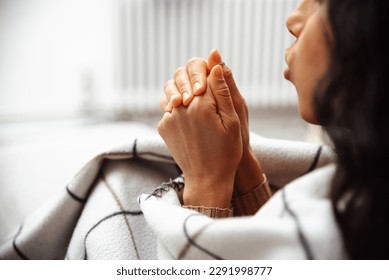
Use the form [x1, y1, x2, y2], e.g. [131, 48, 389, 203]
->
[0, 0, 304, 122]
[0, 0, 321, 240]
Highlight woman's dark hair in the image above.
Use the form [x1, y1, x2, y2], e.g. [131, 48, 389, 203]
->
[314, 0, 389, 259]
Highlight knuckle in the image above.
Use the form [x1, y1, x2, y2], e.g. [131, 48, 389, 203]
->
[164, 79, 174, 93]
[174, 66, 186, 79]
[186, 57, 202, 67]
[191, 72, 204, 82]
[187, 58, 207, 82]
[215, 86, 230, 97]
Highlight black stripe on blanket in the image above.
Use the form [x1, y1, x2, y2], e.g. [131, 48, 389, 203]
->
[133, 138, 138, 158]
[305, 145, 323, 174]
[100, 170, 142, 260]
[13, 224, 29, 260]
[282, 189, 314, 260]
[66, 185, 87, 203]
[83, 210, 143, 260]
[182, 214, 224, 260]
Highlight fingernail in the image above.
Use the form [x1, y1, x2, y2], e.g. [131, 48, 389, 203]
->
[214, 49, 223, 64]
[183, 92, 190, 103]
[193, 82, 201, 93]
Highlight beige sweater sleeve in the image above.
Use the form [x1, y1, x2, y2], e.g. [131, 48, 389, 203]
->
[182, 204, 233, 218]
[232, 174, 272, 216]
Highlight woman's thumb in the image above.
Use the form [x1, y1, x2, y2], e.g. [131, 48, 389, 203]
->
[209, 65, 236, 122]
[208, 49, 242, 100]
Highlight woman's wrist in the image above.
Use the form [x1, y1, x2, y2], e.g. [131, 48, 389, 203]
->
[234, 148, 265, 195]
[183, 176, 234, 208]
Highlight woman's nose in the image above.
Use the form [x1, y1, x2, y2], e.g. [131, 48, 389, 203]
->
[286, 10, 304, 38]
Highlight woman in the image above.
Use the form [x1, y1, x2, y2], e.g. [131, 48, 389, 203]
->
[157, 0, 389, 259]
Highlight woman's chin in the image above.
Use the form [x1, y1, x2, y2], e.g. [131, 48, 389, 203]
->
[297, 105, 319, 125]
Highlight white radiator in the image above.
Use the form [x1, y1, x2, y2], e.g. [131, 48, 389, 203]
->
[112, 0, 299, 112]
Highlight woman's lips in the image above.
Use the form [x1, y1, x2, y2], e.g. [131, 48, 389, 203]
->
[284, 47, 292, 80]
[284, 40, 296, 81]
[284, 67, 291, 80]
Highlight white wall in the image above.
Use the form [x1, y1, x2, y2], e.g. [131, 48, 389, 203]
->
[0, 0, 299, 121]
[0, 0, 114, 120]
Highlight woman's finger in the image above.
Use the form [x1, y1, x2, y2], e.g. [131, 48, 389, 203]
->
[209, 49, 247, 120]
[162, 79, 183, 112]
[208, 49, 242, 101]
[207, 49, 224, 70]
[174, 67, 194, 106]
[208, 65, 238, 128]
[186, 57, 208, 96]
[159, 94, 170, 112]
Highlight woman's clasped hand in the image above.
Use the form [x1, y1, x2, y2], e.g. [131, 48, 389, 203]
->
[158, 49, 265, 209]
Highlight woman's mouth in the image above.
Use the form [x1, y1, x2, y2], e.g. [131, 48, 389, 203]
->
[284, 39, 297, 81]
[284, 48, 292, 80]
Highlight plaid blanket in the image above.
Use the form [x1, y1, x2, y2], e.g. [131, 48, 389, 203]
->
[0, 133, 345, 259]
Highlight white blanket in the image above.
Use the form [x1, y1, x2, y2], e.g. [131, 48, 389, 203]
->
[0, 133, 343, 260]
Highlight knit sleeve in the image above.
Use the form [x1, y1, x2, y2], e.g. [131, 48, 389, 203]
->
[233, 174, 272, 216]
[182, 205, 233, 218]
